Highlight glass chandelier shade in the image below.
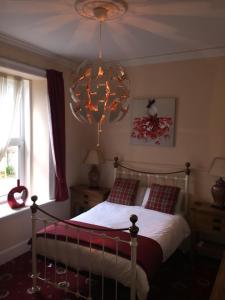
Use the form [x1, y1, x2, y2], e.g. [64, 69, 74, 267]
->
[70, 1, 130, 147]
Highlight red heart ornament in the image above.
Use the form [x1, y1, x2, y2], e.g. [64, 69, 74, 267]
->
[7, 179, 28, 209]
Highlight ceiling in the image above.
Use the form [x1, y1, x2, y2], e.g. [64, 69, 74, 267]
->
[1, 0, 225, 64]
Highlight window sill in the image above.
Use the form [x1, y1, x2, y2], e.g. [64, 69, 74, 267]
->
[0, 198, 55, 220]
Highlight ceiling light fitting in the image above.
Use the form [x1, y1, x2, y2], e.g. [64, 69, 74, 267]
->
[70, 0, 130, 147]
[74, 0, 128, 20]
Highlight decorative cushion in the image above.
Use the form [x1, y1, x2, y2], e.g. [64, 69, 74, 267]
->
[108, 178, 139, 205]
[145, 183, 180, 214]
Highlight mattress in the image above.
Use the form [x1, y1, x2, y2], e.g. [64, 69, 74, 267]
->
[36, 201, 190, 300]
[74, 201, 191, 261]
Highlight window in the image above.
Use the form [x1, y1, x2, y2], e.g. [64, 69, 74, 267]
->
[0, 65, 54, 211]
[0, 75, 26, 203]
[0, 145, 20, 201]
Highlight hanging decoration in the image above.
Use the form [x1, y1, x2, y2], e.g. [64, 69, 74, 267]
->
[70, 0, 130, 146]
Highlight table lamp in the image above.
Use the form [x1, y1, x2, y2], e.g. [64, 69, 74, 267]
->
[84, 149, 104, 189]
[209, 157, 225, 209]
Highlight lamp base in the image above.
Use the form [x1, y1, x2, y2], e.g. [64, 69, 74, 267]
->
[88, 165, 100, 189]
[211, 177, 225, 209]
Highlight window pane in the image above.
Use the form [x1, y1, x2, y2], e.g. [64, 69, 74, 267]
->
[0, 146, 19, 197]
[11, 105, 21, 138]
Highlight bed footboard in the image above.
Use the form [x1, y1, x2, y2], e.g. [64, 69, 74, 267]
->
[27, 195, 139, 300]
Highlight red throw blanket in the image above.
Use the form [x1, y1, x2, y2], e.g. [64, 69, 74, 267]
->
[37, 220, 163, 283]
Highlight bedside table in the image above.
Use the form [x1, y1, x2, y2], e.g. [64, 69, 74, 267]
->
[190, 201, 225, 259]
[70, 185, 110, 217]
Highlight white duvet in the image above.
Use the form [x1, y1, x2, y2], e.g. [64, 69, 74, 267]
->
[74, 201, 191, 262]
[36, 201, 190, 300]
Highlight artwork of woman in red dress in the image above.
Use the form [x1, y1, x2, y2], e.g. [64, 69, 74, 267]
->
[131, 98, 174, 146]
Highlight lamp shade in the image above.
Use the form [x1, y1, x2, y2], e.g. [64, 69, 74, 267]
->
[84, 149, 104, 165]
[70, 1, 130, 147]
[209, 157, 225, 178]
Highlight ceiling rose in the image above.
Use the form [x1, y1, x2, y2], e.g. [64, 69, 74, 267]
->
[74, 0, 128, 20]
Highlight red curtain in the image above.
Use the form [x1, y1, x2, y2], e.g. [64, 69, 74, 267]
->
[46, 69, 69, 202]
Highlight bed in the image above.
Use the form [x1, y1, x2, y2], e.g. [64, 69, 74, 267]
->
[28, 157, 191, 300]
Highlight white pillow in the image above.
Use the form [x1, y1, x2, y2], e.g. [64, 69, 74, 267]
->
[134, 186, 147, 206]
[141, 187, 151, 207]
[174, 191, 185, 215]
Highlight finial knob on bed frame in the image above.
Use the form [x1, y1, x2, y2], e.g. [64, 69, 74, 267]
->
[129, 214, 139, 237]
[30, 195, 38, 214]
[31, 195, 38, 204]
[185, 162, 191, 175]
[114, 156, 119, 168]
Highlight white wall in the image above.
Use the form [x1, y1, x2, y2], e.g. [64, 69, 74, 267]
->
[0, 42, 91, 265]
[99, 56, 225, 203]
[1, 40, 225, 265]
[0, 200, 69, 265]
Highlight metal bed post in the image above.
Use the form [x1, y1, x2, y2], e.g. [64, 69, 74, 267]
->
[114, 156, 119, 181]
[27, 195, 41, 294]
[184, 162, 191, 215]
[129, 214, 139, 300]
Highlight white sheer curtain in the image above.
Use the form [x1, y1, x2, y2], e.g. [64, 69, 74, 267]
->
[0, 73, 23, 162]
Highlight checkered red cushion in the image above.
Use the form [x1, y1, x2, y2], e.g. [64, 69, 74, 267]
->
[107, 178, 139, 205]
[145, 183, 180, 214]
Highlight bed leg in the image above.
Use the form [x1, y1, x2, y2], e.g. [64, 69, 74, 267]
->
[27, 196, 41, 294]
[129, 215, 139, 300]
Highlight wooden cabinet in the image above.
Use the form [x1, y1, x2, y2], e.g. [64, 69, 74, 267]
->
[210, 252, 225, 300]
[190, 201, 225, 258]
[70, 185, 110, 217]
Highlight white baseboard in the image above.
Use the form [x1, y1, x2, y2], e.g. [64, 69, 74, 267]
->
[0, 240, 30, 266]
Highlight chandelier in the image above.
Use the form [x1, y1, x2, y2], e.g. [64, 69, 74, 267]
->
[70, 0, 130, 147]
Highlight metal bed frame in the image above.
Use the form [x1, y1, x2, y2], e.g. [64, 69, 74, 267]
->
[27, 195, 139, 300]
[114, 157, 191, 216]
[28, 157, 191, 300]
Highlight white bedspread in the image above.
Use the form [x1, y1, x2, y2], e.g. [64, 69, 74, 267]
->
[36, 201, 190, 300]
[74, 201, 191, 261]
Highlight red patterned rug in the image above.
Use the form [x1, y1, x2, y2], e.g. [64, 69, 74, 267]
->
[0, 251, 219, 300]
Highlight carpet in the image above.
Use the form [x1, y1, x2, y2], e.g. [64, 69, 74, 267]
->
[0, 251, 219, 300]
[149, 251, 219, 300]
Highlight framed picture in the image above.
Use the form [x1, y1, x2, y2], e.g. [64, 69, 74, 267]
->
[130, 98, 176, 147]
